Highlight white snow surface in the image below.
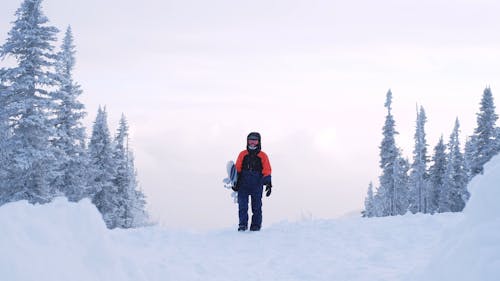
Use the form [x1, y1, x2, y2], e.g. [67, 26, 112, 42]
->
[1, 157, 500, 281]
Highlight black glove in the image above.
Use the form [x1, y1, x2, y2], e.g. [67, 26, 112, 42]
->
[265, 183, 272, 197]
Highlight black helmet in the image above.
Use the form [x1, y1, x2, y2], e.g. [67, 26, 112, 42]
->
[247, 132, 261, 152]
[247, 132, 261, 141]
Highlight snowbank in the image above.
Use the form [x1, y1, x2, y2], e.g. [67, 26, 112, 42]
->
[0, 198, 127, 280]
[416, 155, 500, 281]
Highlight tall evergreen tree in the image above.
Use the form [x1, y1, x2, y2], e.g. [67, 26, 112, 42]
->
[377, 90, 406, 216]
[393, 155, 410, 215]
[428, 136, 447, 214]
[88, 106, 117, 228]
[52, 26, 88, 201]
[371, 191, 383, 217]
[469, 87, 499, 177]
[113, 114, 149, 228]
[440, 118, 470, 212]
[126, 153, 149, 227]
[113, 115, 133, 227]
[0, 74, 12, 204]
[464, 136, 476, 181]
[409, 106, 429, 213]
[0, 0, 59, 204]
[110, 115, 129, 228]
[362, 182, 375, 217]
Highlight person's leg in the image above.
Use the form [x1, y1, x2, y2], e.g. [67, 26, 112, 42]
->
[237, 188, 249, 230]
[250, 185, 263, 231]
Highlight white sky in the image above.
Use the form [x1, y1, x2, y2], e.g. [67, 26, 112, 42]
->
[1, 0, 500, 230]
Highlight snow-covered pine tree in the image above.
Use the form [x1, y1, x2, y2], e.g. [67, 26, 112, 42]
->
[52, 26, 89, 202]
[377, 90, 406, 216]
[393, 155, 410, 215]
[0, 73, 12, 205]
[125, 150, 149, 227]
[439, 118, 470, 213]
[428, 136, 447, 214]
[464, 136, 476, 181]
[110, 114, 129, 228]
[88, 106, 118, 228]
[113, 115, 133, 227]
[362, 182, 375, 217]
[0, 0, 59, 204]
[409, 106, 429, 214]
[468, 87, 499, 177]
[112, 114, 149, 228]
[372, 191, 383, 217]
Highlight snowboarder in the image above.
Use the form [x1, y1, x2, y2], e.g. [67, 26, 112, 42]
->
[233, 132, 272, 231]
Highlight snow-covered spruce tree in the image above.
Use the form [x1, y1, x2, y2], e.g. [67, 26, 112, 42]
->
[468, 87, 499, 178]
[52, 26, 89, 202]
[393, 155, 410, 215]
[88, 106, 118, 228]
[126, 153, 149, 227]
[112, 114, 149, 228]
[464, 136, 475, 181]
[0, 0, 59, 204]
[371, 191, 384, 217]
[408, 106, 429, 214]
[376, 90, 407, 216]
[362, 182, 375, 217]
[109, 115, 129, 228]
[0, 74, 13, 205]
[427, 136, 447, 214]
[439, 118, 470, 213]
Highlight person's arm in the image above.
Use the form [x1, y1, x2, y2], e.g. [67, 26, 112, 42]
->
[260, 152, 272, 178]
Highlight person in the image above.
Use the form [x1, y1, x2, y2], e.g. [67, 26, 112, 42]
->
[233, 132, 272, 231]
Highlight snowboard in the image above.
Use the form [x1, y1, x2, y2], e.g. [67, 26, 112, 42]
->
[223, 160, 238, 203]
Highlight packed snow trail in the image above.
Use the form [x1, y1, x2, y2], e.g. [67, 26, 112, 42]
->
[1, 156, 500, 281]
[117, 214, 461, 281]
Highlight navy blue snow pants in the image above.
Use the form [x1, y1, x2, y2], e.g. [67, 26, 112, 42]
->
[237, 171, 264, 229]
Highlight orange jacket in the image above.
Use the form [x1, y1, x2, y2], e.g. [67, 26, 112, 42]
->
[235, 150, 272, 177]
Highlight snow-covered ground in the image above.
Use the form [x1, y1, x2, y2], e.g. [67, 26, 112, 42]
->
[1, 157, 500, 281]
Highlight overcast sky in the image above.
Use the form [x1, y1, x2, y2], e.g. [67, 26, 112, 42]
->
[1, 0, 500, 230]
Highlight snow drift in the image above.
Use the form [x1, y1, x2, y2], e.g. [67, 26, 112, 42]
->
[1, 156, 500, 281]
[415, 154, 500, 281]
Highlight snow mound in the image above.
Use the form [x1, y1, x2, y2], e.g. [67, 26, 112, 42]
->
[0, 198, 123, 281]
[465, 154, 500, 223]
[416, 154, 500, 281]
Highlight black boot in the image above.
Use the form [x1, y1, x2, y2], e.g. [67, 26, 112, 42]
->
[249, 225, 261, 231]
[238, 225, 247, 231]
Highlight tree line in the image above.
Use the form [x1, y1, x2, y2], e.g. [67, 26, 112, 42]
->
[363, 88, 499, 217]
[0, 0, 148, 228]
